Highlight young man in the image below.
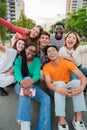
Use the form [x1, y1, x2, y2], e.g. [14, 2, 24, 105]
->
[50, 22, 65, 50]
[43, 45, 87, 130]
[39, 31, 50, 69]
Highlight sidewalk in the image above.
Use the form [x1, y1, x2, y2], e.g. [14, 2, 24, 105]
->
[0, 85, 87, 130]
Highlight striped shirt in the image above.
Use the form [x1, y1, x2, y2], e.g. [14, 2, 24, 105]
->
[50, 33, 65, 50]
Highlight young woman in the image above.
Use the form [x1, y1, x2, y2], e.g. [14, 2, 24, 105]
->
[0, 45, 17, 96]
[0, 17, 43, 44]
[12, 38, 25, 57]
[14, 43, 51, 130]
[59, 31, 87, 94]
[0, 38, 25, 96]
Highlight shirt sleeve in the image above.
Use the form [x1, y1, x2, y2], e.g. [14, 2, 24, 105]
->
[59, 47, 65, 57]
[43, 64, 50, 76]
[6, 47, 17, 62]
[65, 60, 77, 72]
[0, 17, 30, 36]
[14, 57, 23, 83]
[78, 45, 87, 54]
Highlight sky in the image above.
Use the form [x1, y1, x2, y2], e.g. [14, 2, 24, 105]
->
[23, 0, 66, 24]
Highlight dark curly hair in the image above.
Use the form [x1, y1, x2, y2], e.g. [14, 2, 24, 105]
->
[44, 45, 59, 56]
[21, 43, 37, 77]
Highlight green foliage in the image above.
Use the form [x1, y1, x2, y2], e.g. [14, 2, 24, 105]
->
[64, 15, 72, 33]
[64, 8, 87, 38]
[49, 7, 87, 41]
[0, 23, 7, 45]
[0, 1, 7, 45]
[7, 10, 36, 34]
[49, 20, 65, 34]
[0, 2, 6, 17]
[49, 25, 54, 34]
[15, 10, 36, 29]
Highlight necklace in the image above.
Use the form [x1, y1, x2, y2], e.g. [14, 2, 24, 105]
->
[66, 49, 73, 57]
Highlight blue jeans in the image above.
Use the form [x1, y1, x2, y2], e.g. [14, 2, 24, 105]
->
[79, 65, 87, 77]
[70, 65, 87, 91]
[53, 79, 87, 116]
[14, 77, 51, 130]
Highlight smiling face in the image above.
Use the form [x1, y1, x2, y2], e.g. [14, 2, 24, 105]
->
[16, 39, 25, 53]
[25, 45, 36, 61]
[65, 31, 80, 50]
[54, 25, 64, 40]
[30, 26, 40, 38]
[65, 33, 77, 50]
[47, 47, 59, 61]
[39, 34, 50, 49]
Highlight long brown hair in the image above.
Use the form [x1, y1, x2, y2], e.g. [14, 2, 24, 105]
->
[21, 43, 37, 77]
[29, 25, 44, 43]
[12, 38, 25, 50]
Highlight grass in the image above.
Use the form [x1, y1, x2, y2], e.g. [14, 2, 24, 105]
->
[81, 42, 87, 45]
[5, 39, 10, 44]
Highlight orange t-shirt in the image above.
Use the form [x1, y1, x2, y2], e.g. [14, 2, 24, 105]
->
[43, 58, 77, 82]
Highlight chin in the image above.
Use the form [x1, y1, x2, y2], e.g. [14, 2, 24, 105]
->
[55, 35, 62, 40]
[51, 57, 56, 61]
[30, 34, 35, 38]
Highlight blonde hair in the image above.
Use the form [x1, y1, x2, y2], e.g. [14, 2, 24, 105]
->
[64, 31, 80, 50]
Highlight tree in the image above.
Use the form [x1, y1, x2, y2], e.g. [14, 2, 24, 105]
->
[8, 10, 36, 35]
[49, 24, 54, 34]
[15, 10, 36, 29]
[0, 1, 7, 45]
[65, 8, 87, 39]
[64, 15, 73, 33]
[71, 8, 87, 37]
[49, 20, 65, 34]
[0, 0, 5, 8]
[49, 6, 87, 41]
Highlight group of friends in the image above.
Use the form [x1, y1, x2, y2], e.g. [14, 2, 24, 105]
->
[0, 17, 87, 130]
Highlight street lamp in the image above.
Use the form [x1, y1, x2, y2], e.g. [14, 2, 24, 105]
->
[56, 14, 61, 21]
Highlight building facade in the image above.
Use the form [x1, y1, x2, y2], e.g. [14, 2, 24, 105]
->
[6, 0, 24, 21]
[66, 0, 87, 15]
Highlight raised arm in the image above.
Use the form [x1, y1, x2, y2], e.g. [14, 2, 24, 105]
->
[0, 45, 5, 52]
[79, 45, 87, 54]
[0, 17, 30, 35]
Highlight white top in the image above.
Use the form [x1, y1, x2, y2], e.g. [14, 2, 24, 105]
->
[59, 45, 87, 66]
[0, 47, 17, 73]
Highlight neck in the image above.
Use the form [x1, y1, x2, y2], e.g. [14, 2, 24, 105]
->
[40, 44, 44, 50]
[51, 57, 60, 66]
[67, 47, 73, 50]
[27, 60, 32, 65]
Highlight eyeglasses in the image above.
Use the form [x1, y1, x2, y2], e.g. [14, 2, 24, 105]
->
[47, 48, 57, 55]
[27, 48, 36, 55]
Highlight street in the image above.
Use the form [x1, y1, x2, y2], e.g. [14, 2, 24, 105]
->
[0, 85, 87, 130]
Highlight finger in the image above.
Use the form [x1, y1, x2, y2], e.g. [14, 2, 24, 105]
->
[72, 91, 78, 96]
